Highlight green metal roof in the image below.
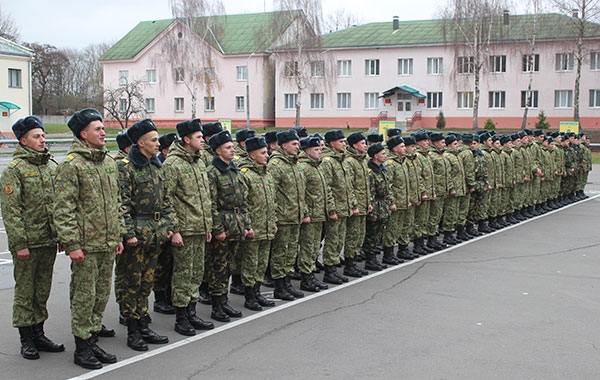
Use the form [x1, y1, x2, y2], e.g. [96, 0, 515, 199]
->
[100, 10, 301, 61]
[320, 13, 600, 49]
[0, 37, 31, 58]
[381, 86, 426, 99]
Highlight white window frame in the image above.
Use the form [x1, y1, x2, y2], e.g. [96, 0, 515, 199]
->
[457, 56, 474, 74]
[310, 60, 325, 77]
[119, 98, 128, 113]
[204, 68, 215, 83]
[174, 97, 184, 112]
[365, 59, 380, 76]
[520, 90, 539, 108]
[237, 66, 248, 81]
[337, 60, 351, 77]
[175, 67, 184, 82]
[337, 93, 351, 109]
[204, 96, 215, 112]
[235, 96, 245, 112]
[397, 58, 413, 75]
[146, 98, 155, 113]
[489, 55, 507, 73]
[310, 93, 324, 109]
[427, 57, 443, 75]
[285, 61, 298, 77]
[8, 68, 21, 88]
[457, 91, 473, 109]
[364, 92, 379, 109]
[146, 69, 156, 84]
[522, 54, 540, 72]
[556, 53, 574, 71]
[590, 90, 600, 108]
[119, 70, 129, 85]
[554, 90, 573, 108]
[488, 91, 506, 109]
[284, 93, 297, 110]
[427, 92, 443, 109]
[591, 52, 600, 71]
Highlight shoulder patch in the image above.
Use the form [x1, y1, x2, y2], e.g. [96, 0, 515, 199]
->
[4, 183, 14, 195]
[323, 157, 331, 161]
[65, 155, 75, 162]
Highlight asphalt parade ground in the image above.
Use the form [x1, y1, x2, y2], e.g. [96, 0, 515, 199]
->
[0, 164, 599, 380]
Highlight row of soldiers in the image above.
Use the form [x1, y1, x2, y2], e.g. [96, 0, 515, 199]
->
[1, 108, 592, 369]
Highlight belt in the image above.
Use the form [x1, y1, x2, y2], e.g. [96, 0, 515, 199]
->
[133, 212, 161, 221]
[219, 207, 240, 214]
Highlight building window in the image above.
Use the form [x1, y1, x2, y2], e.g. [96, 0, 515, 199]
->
[556, 53, 574, 71]
[555, 90, 573, 108]
[522, 54, 540, 72]
[175, 68, 184, 82]
[284, 93, 297, 109]
[337, 60, 351, 77]
[427, 57, 443, 75]
[310, 60, 325, 77]
[365, 59, 380, 76]
[119, 70, 128, 85]
[457, 91, 473, 109]
[590, 90, 600, 107]
[457, 56, 474, 74]
[364, 92, 379, 109]
[204, 68, 215, 84]
[146, 98, 155, 113]
[8, 68, 21, 88]
[488, 91, 506, 109]
[174, 97, 184, 112]
[489, 55, 506, 73]
[119, 99, 127, 113]
[426, 92, 443, 109]
[235, 96, 244, 112]
[397, 58, 413, 75]
[285, 61, 298, 77]
[204, 96, 215, 112]
[521, 90, 539, 108]
[237, 66, 248, 81]
[337, 93, 351, 109]
[310, 93, 324, 109]
[146, 69, 156, 84]
[591, 52, 600, 71]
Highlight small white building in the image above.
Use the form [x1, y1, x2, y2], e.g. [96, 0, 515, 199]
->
[0, 37, 32, 136]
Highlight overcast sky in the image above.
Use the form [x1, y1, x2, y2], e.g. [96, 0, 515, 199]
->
[2, 0, 442, 49]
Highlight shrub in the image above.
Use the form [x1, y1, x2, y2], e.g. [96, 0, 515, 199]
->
[436, 111, 446, 129]
[535, 110, 550, 129]
[484, 118, 496, 130]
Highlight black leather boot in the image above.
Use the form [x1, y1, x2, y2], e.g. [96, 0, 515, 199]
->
[300, 272, 321, 292]
[126, 318, 148, 351]
[412, 238, 428, 256]
[229, 274, 244, 295]
[97, 324, 116, 337]
[397, 244, 415, 260]
[382, 246, 402, 265]
[478, 220, 493, 233]
[262, 270, 275, 288]
[311, 274, 330, 290]
[466, 223, 482, 237]
[32, 322, 65, 352]
[89, 333, 117, 363]
[443, 231, 458, 245]
[187, 302, 214, 330]
[221, 295, 243, 318]
[284, 275, 306, 297]
[456, 225, 470, 241]
[323, 265, 344, 284]
[254, 283, 275, 307]
[244, 286, 263, 311]
[210, 296, 230, 322]
[343, 257, 363, 278]
[273, 278, 295, 301]
[364, 253, 386, 271]
[138, 315, 168, 344]
[74, 336, 102, 369]
[174, 307, 196, 336]
[18, 326, 39, 360]
[154, 290, 176, 314]
[198, 282, 211, 305]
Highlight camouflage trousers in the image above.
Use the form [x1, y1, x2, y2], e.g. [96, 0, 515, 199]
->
[345, 215, 366, 260]
[70, 250, 115, 340]
[120, 244, 160, 319]
[12, 246, 57, 328]
[240, 239, 271, 287]
[414, 200, 430, 239]
[364, 220, 386, 255]
[577, 171, 589, 192]
[114, 251, 126, 306]
[171, 234, 205, 307]
[383, 209, 406, 247]
[468, 190, 488, 223]
[154, 241, 173, 294]
[513, 183, 525, 210]
[400, 206, 415, 245]
[488, 189, 499, 218]
[428, 198, 444, 236]
[523, 179, 533, 206]
[442, 196, 459, 231]
[322, 216, 347, 266]
[532, 177, 542, 204]
[457, 194, 470, 227]
[206, 239, 239, 296]
[499, 187, 512, 215]
[270, 224, 300, 280]
[552, 176, 561, 199]
[298, 221, 322, 274]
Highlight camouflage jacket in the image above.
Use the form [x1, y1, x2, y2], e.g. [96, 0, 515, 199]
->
[238, 157, 277, 240]
[511, 146, 526, 184]
[552, 143, 566, 176]
[54, 138, 124, 254]
[491, 148, 505, 188]
[119, 145, 173, 245]
[385, 153, 410, 209]
[367, 160, 393, 222]
[208, 156, 250, 240]
[162, 142, 212, 237]
[343, 146, 371, 216]
[321, 147, 356, 216]
[530, 140, 543, 174]
[564, 144, 578, 175]
[472, 148, 489, 193]
[540, 146, 555, 182]
[200, 146, 215, 167]
[297, 151, 335, 222]
[0, 144, 57, 252]
[233, 143, 248, 165]
[580, 143, 592, 172]
[443, 148, 467, 196]
[429, 145, 449, 197]
[267, 150, 308, 225]
[404, 152, 423, 206]
[520, 143, 534, 182]
[415, 145, 435, 198]
[458, 145, 476, 190]
[480, 145, 497, 188]
[112, 150, 128, 162]
[500, 146, 515, 188]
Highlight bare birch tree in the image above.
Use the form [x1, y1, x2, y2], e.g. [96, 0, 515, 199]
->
[521, 0, 543, 129]
[324, 8, 363, 33]
[0, 5, 20, 42]
[103, 79, 147, 130]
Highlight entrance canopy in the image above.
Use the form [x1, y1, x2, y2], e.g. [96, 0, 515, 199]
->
[380, 85, 426, 99]
[0, 101, 20, 116]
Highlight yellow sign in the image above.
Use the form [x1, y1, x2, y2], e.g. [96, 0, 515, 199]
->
[378, 120, 396, 140]
[559, 121, 579, 134]
[218, 119, 232, 133]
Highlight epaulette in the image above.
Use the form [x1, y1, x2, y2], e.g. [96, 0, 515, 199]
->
[65, 154, 75, 162]
[323, 157, 331, 161]
[122, 158, 130, 164]
[9, 161, 18, 167]
[241, 167, 248, 173]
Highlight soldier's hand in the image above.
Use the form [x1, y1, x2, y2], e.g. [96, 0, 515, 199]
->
[351, 209, 359, 216]
[69, 249, 85, 263]
[390, 204, 397, 212]
[368, 205, 373, 213]
[171, 232, 184, 247]
[329, 213, 338, 221]
[422, 194, 429, 201]
[126, 237, 138, 247]
[245, 228, 255, 239]
[167, 231, 174, 239]
[302, 217, 311, 224]
[115, 242, 124, 255]
[450, 190, 457, 196]
[16, 248, 30, 260]
[215, 232, 226, 241]
[206, 233, 212, 243]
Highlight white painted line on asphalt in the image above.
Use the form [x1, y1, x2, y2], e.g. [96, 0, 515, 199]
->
[0, 258, 12, 265]
[66, 194, 600, 380]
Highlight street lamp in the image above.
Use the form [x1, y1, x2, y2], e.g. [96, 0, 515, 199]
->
[246, 52, 255, 129]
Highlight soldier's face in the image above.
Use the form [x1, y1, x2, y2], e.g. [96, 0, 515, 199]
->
[186, 131, 204, 152]
[493, 140, 501, 149]
[80, 120, 106, 149]
[352, 140, 367, 154]
[433, 140, 446, 149]
[249, 147, 269, 165]
[138, 131, 160, 158]
[373, 149, 387, 164]
[417, 140, 430, 148]
[329, 139, 346, 153]
[394, 143, 406, 156]
[470, 141, 479, 150]
[216, 142, 235, 162]
[305, 145, 322, 160]
[20, 128, 46, 152]
[448, 141, 459, 149]
[281, 140, 300, 156]
[406, 144, 416, 153]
